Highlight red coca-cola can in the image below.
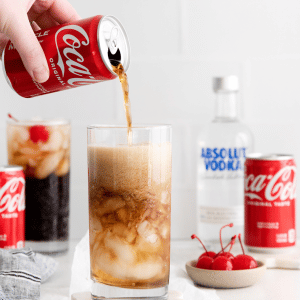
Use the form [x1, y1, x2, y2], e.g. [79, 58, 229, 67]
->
[244, 154, 296, 253]
[0, 165, 25, 249]
[2, 15, 130, 98]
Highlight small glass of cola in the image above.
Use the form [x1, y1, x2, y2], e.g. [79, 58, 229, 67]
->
[7, 118, 71, 254]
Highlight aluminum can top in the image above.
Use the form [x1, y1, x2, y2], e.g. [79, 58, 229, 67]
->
[0, 165, 23, 172]
[246, 153, 294, 161]
[97, 15, 130, 74]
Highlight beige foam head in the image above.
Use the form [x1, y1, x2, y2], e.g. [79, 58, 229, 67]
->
[88, 143, 171, 192]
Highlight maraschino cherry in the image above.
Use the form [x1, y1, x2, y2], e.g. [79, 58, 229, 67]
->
[215, 223, 235, 259]
[29, 125, 49, 143]
[191, 234, 215, 269]
[191, 224, 259, 271]
[196, 255, 214, 269]
[8, 113, 50, 144]
[191, 234, 216, 258]
[211, 224, 235, 270]
[211, 255, 233, 270]
[214, 234, 236, 261]
[233, 234, 258, 270]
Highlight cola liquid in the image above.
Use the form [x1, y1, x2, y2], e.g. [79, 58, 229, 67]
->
[25, 172, 69, 241]
[7, 119, 71, 253]
[88, 141, 172, 289]
[112, 63, 132, 144]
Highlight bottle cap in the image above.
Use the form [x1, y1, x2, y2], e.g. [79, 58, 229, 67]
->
[213, 76, 239, 92]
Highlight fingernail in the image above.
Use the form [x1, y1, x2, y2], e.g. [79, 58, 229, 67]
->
[32, 65, 49, 83]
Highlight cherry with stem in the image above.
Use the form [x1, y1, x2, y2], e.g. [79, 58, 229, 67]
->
[211, 255, 233, 271]
[214, 235, 236, 260]
[219, 223, 234, 254]
[8, 113, 49, 143]
[191, 234, 216, 269]
[191, 234, 216, 258]
[233, 234, 258, 270]
[210, 223, 235, 270]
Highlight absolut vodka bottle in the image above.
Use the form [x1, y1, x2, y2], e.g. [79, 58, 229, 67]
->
[197, 76, 254, 247]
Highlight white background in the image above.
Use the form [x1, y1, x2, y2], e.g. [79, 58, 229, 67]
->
[0, 0, 300, 241]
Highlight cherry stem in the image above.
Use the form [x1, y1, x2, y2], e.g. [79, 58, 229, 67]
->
[238, 233, 245, 255]
[8, 113, 18, 122]
[219, 223, 234, 253]
[228, 235, 237, 252]
[191, 234, 208, 253]
[214, 235, 236, 258]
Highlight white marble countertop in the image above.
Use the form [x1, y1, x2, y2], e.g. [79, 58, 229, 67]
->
[41, 239, 300, 300]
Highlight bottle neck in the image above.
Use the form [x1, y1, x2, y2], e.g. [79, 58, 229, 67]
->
[213, 91, 238, 122]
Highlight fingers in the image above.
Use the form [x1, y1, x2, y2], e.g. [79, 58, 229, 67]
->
[5, 11, 49, 83]
[28, 0, 80, 30]
[31, 21, 41, 31]
[27, 0, 55, 26]
[34, 11, 60, 29]
[1, 0, 80, 83]
[48, 0, 81, 24]
[25, 0, 36, 12]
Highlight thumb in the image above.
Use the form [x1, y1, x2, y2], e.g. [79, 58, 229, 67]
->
[0, 33, 9, 57]
[5, 11, 49, 83]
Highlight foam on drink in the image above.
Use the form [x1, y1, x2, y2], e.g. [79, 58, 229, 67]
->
[88, 142, 171, 288]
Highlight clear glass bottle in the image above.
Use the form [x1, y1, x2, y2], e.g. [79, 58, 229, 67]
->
[197, 76, 254, 248]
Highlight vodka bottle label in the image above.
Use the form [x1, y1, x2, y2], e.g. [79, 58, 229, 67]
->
[199, 205, 244, 225]
[200, 147, 247, 174]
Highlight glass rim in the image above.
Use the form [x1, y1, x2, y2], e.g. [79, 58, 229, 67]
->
[7, 118, 70, 126]
[87, 124, 172, 130]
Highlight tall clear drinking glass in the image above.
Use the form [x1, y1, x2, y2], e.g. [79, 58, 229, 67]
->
[87, 125, 172, 300]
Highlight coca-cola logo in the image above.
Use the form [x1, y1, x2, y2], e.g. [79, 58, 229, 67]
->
[245, 166, 296, 201]
[0, 177, 25, 213]
[55, 25, 100, 86]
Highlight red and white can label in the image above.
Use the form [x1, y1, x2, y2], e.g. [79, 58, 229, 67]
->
[0, 167, 25, 249]
[3, 15, 130, 98]
[244, 157, 296, 248]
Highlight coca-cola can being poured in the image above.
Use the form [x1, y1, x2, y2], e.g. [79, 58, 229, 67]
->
[2, 15, 130, 98]
[244, 154, 296, 253]
[0, 165, 25, 249]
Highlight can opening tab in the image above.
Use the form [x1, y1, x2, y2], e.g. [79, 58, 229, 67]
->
[106, 26, 121, 66]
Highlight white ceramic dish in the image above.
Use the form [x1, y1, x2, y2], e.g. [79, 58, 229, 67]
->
[186, 259, 266, 289]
